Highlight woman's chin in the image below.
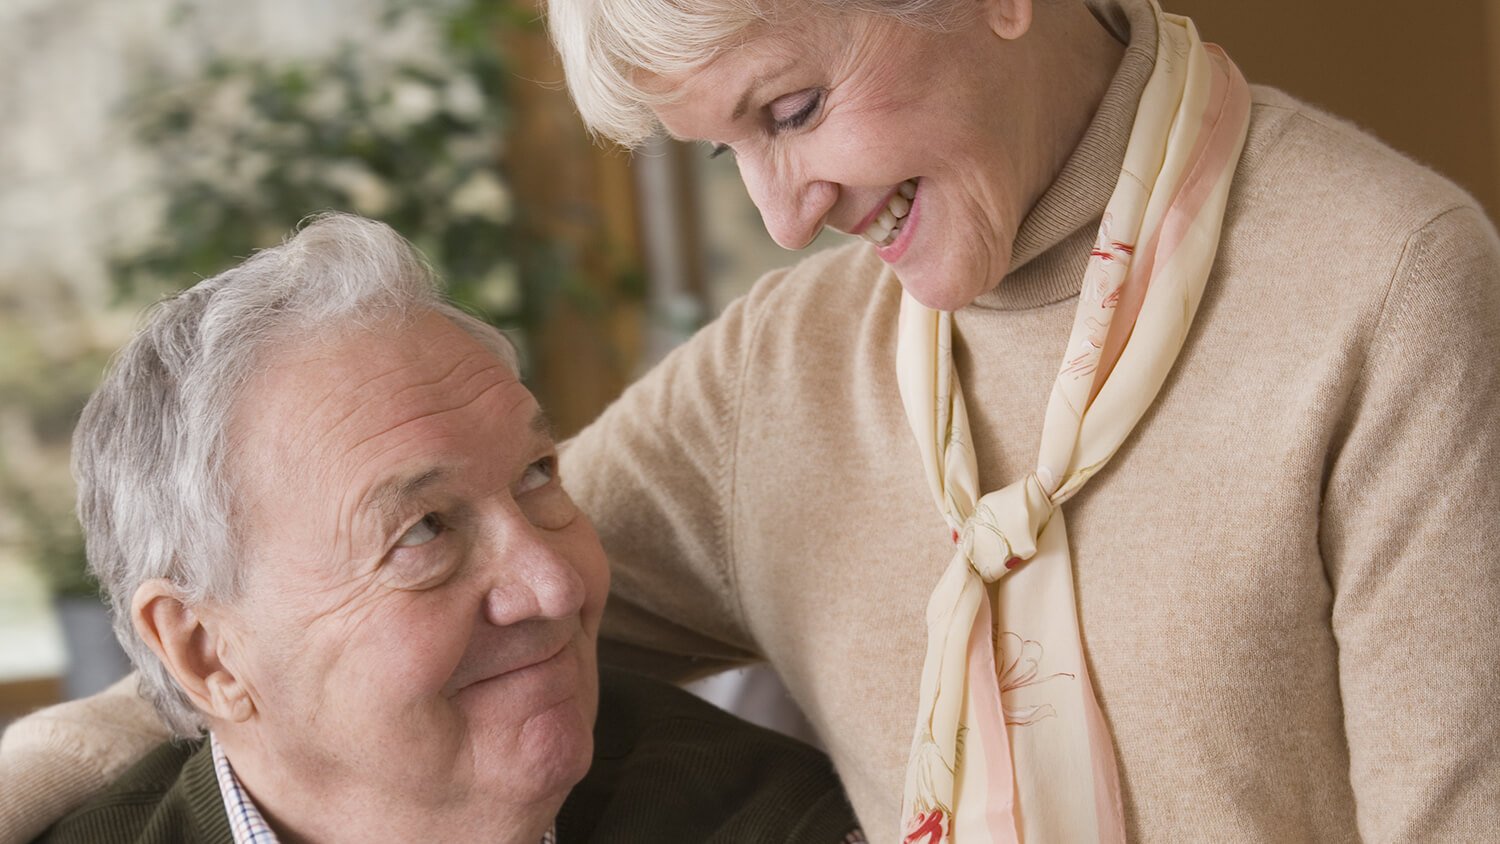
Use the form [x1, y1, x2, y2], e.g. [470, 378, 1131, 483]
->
[895, 252, 1005, 311]
[899, 276, 988, 312]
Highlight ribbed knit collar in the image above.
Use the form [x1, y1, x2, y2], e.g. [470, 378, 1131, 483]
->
[970, 0, 1158, 311]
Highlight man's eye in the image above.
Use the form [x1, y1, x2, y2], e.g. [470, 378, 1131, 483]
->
[395, 513, 444, 548]
[770, 89, 823, 132]
[518, 457, 556, 493]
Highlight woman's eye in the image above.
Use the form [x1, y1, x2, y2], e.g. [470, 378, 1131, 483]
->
[769, 89, 823, 132]
[518, 457, 556, 493]
[395, 513, 443, 548]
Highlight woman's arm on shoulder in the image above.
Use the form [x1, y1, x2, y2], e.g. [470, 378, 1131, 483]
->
[1322, 203, 1500, 841]
[563, 265, 804, 682]
[0, 673, 169, 844]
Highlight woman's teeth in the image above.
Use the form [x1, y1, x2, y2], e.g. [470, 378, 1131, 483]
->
[864, 180, 918, 246]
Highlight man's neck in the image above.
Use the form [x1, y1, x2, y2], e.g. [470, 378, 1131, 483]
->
[213, 728, 564, 844]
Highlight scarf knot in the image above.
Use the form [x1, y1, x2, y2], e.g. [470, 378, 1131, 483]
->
[898, 7, 1252, 839]
[960, 473, 1055, 581]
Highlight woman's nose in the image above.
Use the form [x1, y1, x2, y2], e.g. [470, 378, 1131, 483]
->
[739, 156, 837, 250]
[481, 529, 588, 627]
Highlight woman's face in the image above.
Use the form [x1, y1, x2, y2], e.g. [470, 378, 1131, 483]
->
[647, 0, 1052, 310]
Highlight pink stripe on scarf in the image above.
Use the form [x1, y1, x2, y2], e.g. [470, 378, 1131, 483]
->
[1089, 46, 1250, 408]
[964, 589, 1018, 842]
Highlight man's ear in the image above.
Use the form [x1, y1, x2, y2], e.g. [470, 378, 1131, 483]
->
[981, 0, 1034, 41]
[132, 579, 254, 723]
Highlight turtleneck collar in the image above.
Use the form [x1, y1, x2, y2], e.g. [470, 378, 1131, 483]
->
[969, 0, 1158, 311]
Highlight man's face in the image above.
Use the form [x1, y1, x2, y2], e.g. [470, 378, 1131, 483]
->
[216, 312, 607, 814]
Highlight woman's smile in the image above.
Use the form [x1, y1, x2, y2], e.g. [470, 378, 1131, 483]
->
[644, 7, 1066, 311]
[856, 179, 918, 247]
[871, 179, 921, 262]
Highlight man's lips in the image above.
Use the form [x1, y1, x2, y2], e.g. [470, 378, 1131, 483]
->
[449, 637, 572, 696]
[852, 184, 904, 236]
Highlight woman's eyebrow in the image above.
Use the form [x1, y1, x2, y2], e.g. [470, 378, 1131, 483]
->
[731, 64, 797, 120]
[731, 82, 762, 120]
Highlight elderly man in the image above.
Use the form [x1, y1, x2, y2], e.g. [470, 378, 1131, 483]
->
[17, 214, 859, 843]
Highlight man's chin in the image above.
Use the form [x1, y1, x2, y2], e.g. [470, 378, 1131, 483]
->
[476, 698, 595, 803]
[462, 649, 599, 797]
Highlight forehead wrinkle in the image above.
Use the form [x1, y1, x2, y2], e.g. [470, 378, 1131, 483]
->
[382, 349, 501, 411]
[306, 349, 513, 462]
[339, 374, 513, 460]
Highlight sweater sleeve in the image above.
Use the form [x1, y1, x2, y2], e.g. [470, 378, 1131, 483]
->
[1321, 204, 1500, 841]
[562, 271, 786, 681]
[0, 673, 170, 844]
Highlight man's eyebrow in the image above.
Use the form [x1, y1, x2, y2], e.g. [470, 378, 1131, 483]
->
[530, 407, 556, 443]
[365, 410, 552, 521]
[366, 468, 448, 521]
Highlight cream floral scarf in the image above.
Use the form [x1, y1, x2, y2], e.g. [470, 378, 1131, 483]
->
[896, 4, 1251, 842]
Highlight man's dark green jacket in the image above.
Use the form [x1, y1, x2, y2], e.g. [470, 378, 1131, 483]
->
[38, 668, 860, 843]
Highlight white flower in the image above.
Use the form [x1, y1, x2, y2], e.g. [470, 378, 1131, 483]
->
[383, 79, 440, 128]
[303, 77, 349, 122]
[449, 170, 510, 222]
[443, 76, 485, 120]
[322, 161, 394, 217]
[473, 263, 521, 313]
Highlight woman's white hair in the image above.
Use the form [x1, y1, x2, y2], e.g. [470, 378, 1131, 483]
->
[547, 0, 972, 146]
[74, 212, 518, 736]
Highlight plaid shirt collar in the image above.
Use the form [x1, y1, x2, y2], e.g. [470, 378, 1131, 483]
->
[208, 734, 558, 844]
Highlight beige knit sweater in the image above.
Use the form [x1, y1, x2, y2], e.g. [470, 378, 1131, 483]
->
[568, 5, 1500, 841]
[4, 3, 1497, 842]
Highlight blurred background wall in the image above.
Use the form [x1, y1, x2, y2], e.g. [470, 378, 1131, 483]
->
[2, 0, 1496, 730]
[1171, 0, 1500, 220]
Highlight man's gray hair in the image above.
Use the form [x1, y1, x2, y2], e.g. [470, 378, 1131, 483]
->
[74, 212, 518, 735]
[546, 0, 973, 147]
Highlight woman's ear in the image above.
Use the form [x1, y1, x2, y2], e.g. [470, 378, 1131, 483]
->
[981, 0, 1034, 41]
[132, 579, 255, 724]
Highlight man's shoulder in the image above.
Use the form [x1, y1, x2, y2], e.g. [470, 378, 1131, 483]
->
[558, 668, 859, 843]
[37, 739, 232, 844]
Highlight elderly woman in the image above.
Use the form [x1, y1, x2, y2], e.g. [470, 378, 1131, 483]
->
[540, 0, 1500, 841]
[18, 215, 861, 843]
[4, 1, 1498, 842]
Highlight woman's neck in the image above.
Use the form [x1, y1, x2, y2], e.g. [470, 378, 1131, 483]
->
[1025, 1, 1130, 201]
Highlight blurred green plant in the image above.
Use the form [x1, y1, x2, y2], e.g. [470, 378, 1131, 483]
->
[0, 285, 108, 599]
[16, 0, 640, 602]
[110, 0, 554, 344]
[0, 459, 96, 598]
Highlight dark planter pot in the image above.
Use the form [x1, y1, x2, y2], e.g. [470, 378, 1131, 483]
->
[54, 595, 132, 700]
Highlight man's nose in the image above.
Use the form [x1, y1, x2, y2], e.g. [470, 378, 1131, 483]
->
[481, 526, 587, 627]
[739, 155, 837, 250]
